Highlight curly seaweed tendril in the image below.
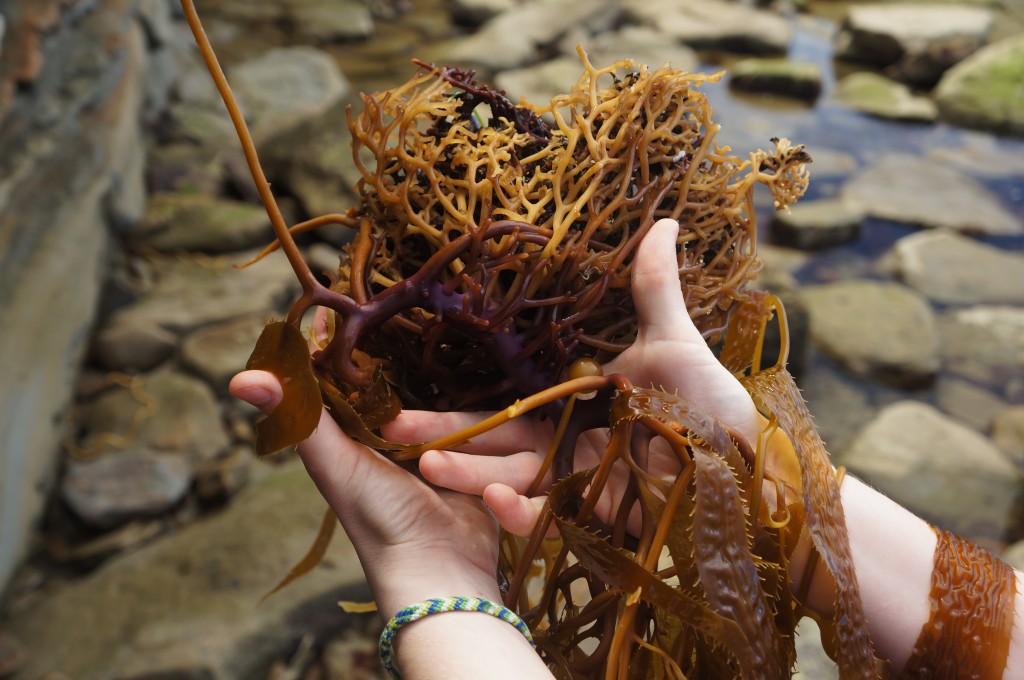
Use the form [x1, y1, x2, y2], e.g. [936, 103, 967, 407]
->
[182, 1, 895, 677]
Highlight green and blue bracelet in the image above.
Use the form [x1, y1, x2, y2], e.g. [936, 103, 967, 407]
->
[379, 596, 535, 678]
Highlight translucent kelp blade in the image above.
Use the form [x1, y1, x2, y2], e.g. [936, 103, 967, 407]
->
[259, 505, 337, 604]
[719, 290, 774, 375]
[692, 447, 789, 679]
[349, 363, 403, 430]
[548, 470, 756, 675]
[635, 480, 702, 602]
[742, 367, 886, 679]
[246, 321, 323, 457]
[320, 380, 409, 453]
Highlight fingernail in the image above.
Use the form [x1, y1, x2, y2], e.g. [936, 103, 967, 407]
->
[239, 385, 274, 407]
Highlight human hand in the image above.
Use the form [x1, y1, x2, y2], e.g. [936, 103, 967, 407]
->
[386, 218, 766, 537]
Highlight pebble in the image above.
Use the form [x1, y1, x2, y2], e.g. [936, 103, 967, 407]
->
[770, 199, 864, 250]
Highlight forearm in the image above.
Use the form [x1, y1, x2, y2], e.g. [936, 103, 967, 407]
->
[792, 475, 1023, 678]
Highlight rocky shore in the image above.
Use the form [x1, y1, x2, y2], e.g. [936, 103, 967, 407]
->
[0, 0, 1022, 678]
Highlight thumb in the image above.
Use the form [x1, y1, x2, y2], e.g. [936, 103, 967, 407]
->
[631, 218, 703, 344]
[229, 370, 284, 413]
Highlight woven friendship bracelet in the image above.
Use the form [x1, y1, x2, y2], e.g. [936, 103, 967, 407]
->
[379, 596, 535, 678]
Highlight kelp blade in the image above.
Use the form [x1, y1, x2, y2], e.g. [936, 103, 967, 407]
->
[246, 321, 323, 457]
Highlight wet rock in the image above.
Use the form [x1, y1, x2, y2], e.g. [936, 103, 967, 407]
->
[771, 199, 864, 250]
[758, 244, 811, 290]
[840, 154, 1021, 235]
[62, 451, 191, 529]
[801, 147, 858, 178]
[840, 400, 1021, 538]
[836, 4, 994, 85]
[936, 376, 1010, 431]
[496, 56, 589, 108]
[802, 280, 939, 387]
[881, 230, 1024, 306]
[450, 0, 517, 27]
[230, 47, 350, 142]
[5, 464, 369, 680]
[561, 26, 699, 73]
[799, 361, 879, 456]
[729, 59, 822, 102]
[429, 0, 620, 70]
[832, 72, 937, 122]
[624, 0, 791, 55]
[181, 314, 270, 394]
[77, 368, 231, 466]
[194, 448, 252, 505]
[102, 249, 300, 344]
[129, 193, 273, 254]
[993, 407, 1024, 469]
[286, 2, 374, 42]
[935, 34, 1024, 137]
[939, 306, 1024, 398]
[92, 320, 178, 372]
[927, 133, 1024, 179]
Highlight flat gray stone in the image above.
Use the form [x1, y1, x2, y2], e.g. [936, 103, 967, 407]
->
[563, 26, 699, 74]
[993, 406, 1024, 469]
[803, 280, 939, 387]
[77, 368, 231, 466]
[624, 0, 791, 54]
[129, 193, 273, 254]
[832, 72, 937, 122]
[882, 230, 1024, 305]
[936, 376, 1010, 431]
[938, 306, 1024, 397]
[935, 34, 1024, 137]
[841, 400, 1021, 538]
[496, 56, 590, 109]
[181, 314, 271, 394]
[6, 464, 368, 680]
[729, 59, 822, 102]
[62, 451, 191, 529]
[771, 199, 864, 250]
[840, 154, 1021, 235]
[836, 3, 994, 84]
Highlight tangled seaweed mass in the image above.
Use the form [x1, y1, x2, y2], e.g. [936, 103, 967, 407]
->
[180, 1, 912, 675]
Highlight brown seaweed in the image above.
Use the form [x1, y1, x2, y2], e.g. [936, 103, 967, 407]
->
[180, 1, 888, 677]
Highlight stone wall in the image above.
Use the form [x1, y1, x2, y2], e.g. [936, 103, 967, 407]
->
[0, 0, 165, 593]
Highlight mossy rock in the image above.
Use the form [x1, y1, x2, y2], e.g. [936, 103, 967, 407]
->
[729, 58, 822, 102]
[935, 34, 1024, 137]
[833, 72, 937, 122]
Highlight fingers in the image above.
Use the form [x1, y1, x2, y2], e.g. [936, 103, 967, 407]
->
[228, 369, 284, 413]
[419, 449, 545, 495]
[383, 410, 545, 456]
[631, 218, 705, 345]
[483, 484, 552, 538]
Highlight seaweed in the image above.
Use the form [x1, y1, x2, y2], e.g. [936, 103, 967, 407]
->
[181, 1, 890, 677]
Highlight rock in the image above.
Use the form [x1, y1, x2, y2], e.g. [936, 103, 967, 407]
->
[306, 243, 344, 279]
[286, 1, 374, 42]
[129, 193, 273, 254]
[881, 230, 1024, 305]
[771, 199, 864, 250]
[77, 367, 231, 466]
[934, 34, 1024, 137]
[103, 249, 300, 343]
[832, 72, 937, 122]
[92, 319, 178, 372]
[194, 447, 252, 505]
[927, 133, 1024, 179]
[792, 618, 837, 680]
[230, 47, 350, 142]
[322, 630, 380, 680]
[839, 401, 1021, 538]
[624, 0, 792, 55]
[0, 1, 151, 594]
[993, 407, 1024, 469]
[1003, 540, 1024, 571]
[496, 56, 590, 109]
[0, 633, 27, 678]
[5, 464, 369, 680]
[562, 26, 699, 74]
[53, 520, 166, 569]
[428, 0, 620, 71]
[451, 0, 517, 26]
[938, 306, 1024, 396]
[836, 4, 994, 84]
[181, 314, 270, 394]
[62, 452, 191, 528]
[801, 147, 858, 179]
[802, 280, 939, 387]
[146, 143, 231, 196]
[936, 376, 1010, 431]
[840, 154, 1021, 235]
[729, 59, 822, 102]
[799, 361, 879, 456]
[758, 244, 811, 287]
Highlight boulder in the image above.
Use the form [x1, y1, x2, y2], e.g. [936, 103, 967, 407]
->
[840, 400, 1021, 539]
[92, 319, 178, 372]
[496, 56, 592, 109]
[993, 407, 1024, 469]
[802, 280, 940, 387]
[836, 4, 994, 84]
[938, 306, 1024, 397]
[562, 26, 699, 73]
[77, 367, 231, 467]
[181, 314, 271, 394]
[729, 59, 822, 102]
[624, 0, 791, 55]
[832, 72, 937, 122]
[798, 361, 879, 456]
[881, 230, 1024, 305]
[840, 154, 1021, 235]
[935, 376, 1010, 431]
[934, 34, 1024, 137]
[771, 199, 864, 250]
[61, 451, 192, 529]
[128, 192, 273, 254]
[5, 464, 369, 680]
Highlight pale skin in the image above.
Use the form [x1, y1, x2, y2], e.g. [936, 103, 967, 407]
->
[231, 219, 1024, 679]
